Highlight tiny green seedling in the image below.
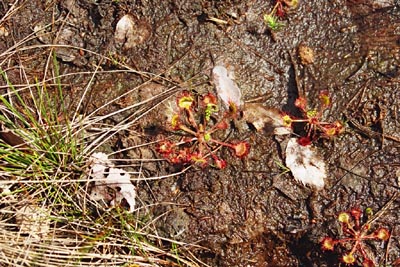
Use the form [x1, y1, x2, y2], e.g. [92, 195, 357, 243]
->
[264, 14, 285, 31]
[264, 0, 298, 31]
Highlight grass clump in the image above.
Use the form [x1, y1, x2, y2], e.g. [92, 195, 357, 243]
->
[0, 71, 83, 179]
[0, 58, 200, 266]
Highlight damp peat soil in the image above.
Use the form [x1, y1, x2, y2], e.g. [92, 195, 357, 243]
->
[1, 0, 399, 266]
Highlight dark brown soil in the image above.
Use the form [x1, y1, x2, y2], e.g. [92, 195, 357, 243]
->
[1, 0, 399, 266]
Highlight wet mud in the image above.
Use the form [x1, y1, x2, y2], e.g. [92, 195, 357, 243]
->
[1, 0, 399, 266]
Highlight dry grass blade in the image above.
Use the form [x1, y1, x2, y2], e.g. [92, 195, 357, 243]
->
[0, 0, 23, 26]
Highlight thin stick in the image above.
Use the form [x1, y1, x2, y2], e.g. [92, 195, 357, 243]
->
[365, 191, 398, 226]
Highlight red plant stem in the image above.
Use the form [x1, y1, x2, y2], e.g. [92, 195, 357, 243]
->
[198, 141, 205, 157]
[318, 121, 334, 125]
[360, 234, 382, 240]
[357, 242, 371, 262]
[270, 1, 281, 15]
[185, 109, 198, 129]
[208, 138, 234, 149]
[349, 240, 360, 255]
[290, 118, 309, 123]
[207, 123, 226, 134]
[175, 137, 197, 146]
[354, 217, 361, 229]
[337, 231, 378, 263]
[306, 124, 315, 138]
[178, 124, 197, 136]
[343, 225, 357, 237]
[336, 237, 355, 244]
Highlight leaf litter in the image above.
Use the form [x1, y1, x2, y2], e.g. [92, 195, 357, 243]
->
[243, 103, 292, 135]
[89, 152, 136, 212]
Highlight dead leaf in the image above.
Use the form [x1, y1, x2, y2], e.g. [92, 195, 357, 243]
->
[0, 25, 9, 37]
[15, 204, 50, 240]
[89, 153, 136, 212]
[106, 168, 136, 212]
[115, 14, 151, 49]
[243, 103, 292, 135]
[0, 123, 28, 148]
[285, 138, 326, 189]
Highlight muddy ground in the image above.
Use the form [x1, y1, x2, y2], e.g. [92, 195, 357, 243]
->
[1, 0, 400, 266]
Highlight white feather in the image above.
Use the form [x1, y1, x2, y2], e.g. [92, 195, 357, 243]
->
[212, 65, 242, 109]
[285, 138, 326, 189]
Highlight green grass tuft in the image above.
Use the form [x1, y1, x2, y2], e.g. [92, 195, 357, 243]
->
[0, 55, 201, 266]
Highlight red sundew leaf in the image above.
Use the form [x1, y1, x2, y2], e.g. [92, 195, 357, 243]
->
[294, 97, 307, 111]
[342, 253, 356, 264]
[338, 212, 351, 223]
[169, 148, 193, 164]
[177, 91, 194, 110]
[298, 137, 312, 146]
[170, 114, 181, 130]
[374, 228, 390, 241]
[321, 125, 337, 137]
[178, 148, 192, 162]
[306, 110, 319, 120]
[321, 121, 345, 137]
[321, 237, 336, 251]
[232, 141, 250, 158]
[202, 93, 218, 105]
[276, 4, 286, 18]
[157, 140, 174, 155]
[212, 155, 227, 169]
[334, 121, 345, 135]
[282, 114, 293, 128]
[350, 208, 362, 221]
[190, 152, 208, 167]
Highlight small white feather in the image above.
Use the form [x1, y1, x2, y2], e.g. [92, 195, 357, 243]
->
[212, 65, 242, 109]
[285, 138, 326, 189]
